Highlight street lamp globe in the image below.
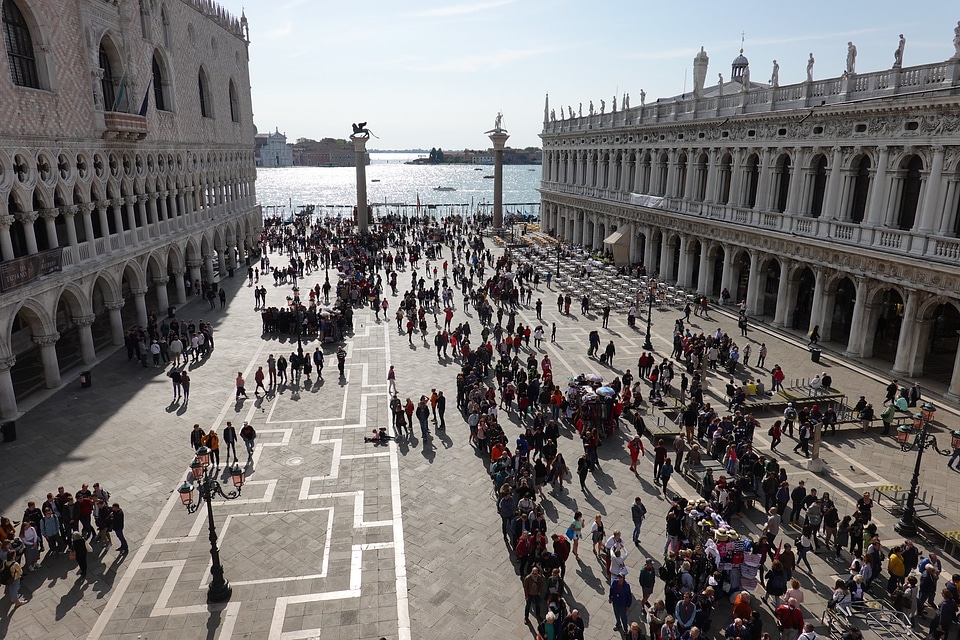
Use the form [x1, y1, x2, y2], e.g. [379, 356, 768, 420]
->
[196, 446, 211, 467]
[190, 456, 205, 480]
[178, 481, 195, 507]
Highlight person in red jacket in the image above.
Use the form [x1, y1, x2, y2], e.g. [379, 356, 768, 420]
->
[775, 598, 804, 640]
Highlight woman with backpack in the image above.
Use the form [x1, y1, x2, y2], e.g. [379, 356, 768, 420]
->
[763, 559, 788, 606]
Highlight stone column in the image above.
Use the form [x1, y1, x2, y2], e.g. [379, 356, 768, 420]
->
[823, 146, 843, 219]
[350, 133, 371, 232]
[33, 333, 61, 389]
[916, 145, 945, 234]
[203, 254, 215, 283]
[72, 315, 97, 364]
[892, 290, 920, 375]
[844, 278, 871, 358]
[106, 301, 125, 345]
[773, 260, 793, 327]
[217, 246, 227, 276]
[745, 252, 763, 316]
[0, 356, 18, 420]
[488, 128, 510, 230]
[111, 199, 126, 247]
[96, 205, 110, 249]
[947, 347, 960, 398]
[815, 273, 838, 342]
[172, 268, 187, 304]
[0, 214, 15, 261]
[677, 235, 694, 288]
[60, 206, 79, 248]
[644, 231, 657, 273]
[658, 235, 671, 279]
[16, 210, 39, 254]
[187, 260, 203, 290]
[728, 150, 743, 207]
[132, 288, 149, 327]
[78, 204, 95, 248]
[153, 277, 170, 311]
[124, 196, 138, 242]
[785, 148, 806, 214]
[586, 153, 595, 187]
[158, 191, 169, 223]
[40, 208, 59, 248]
[683, 156, 697, 200]
[754, 149, 774, 210]
[697, 241, 714, 296]
[719, 246, 735, 296]
[865, 146, 890, 226]
[809, 268, 826, 334]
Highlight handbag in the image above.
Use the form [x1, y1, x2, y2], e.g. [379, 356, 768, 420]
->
[565, 526, 575, 540]
[69, 550, 77, 561]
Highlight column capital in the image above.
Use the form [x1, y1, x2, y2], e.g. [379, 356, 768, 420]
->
[931, 144, 945, 154]
[72, 315, 96, 327]
[0, 214, 15, 229]
[160, 190, 170, 198]
[105, 300, 125, 311]
[876, 145, 889, 154]
[16, 210, 39, 224]
[171, 267, 187, 275]
[131, 287, 149, 297]
[153, 276, 170, 286]
[124, 196, 137, 206]
[39, 207, 59, 220]
[148, 192, 160, 200]
[108, 198, 124, 208]
[79, 203, 96, 215]
[186, 259, 202, 268]
[0, 355, 15, 371]
[137, 195, 149, 204]
[61, 205, 79, 217]
[32, 333, 61, 347]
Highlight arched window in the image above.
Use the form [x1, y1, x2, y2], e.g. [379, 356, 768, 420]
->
[198, 67, 211, 117]
[99, 42, 118, 111]
[809, 155, 828, 217]
[897, 155, 923, 230]
[152, 53, 167, 111]
[229, 79, 239, 123]
[2, 0, 40, 88]
[849, 156, 871, 223]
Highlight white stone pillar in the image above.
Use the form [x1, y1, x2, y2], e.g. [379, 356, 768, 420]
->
[947, 346, 960, 398]
[153, 277, 170, 312]
[865, 146, 890, 226]
[203, 254, 215, 283]
[816, 275, 838, 342]
[132, 289, 149, 327]
[844, 278, 871, 358]
[785, 148, 806, 215]
[728, 151, 743, 207]
[79, 204, 95, 248]
[351, 133, 372, 232]
[809, 268, 826, 334]
[40, 208, 59, 248]
[644, 231, 657, 273]
[823, 146, 843, 219]
[892, 290, 920, 375]
[33, 333, 61, 389]
[0, 356, 18, 420]
[217, 247, 227, 276]
[658, 235, 671, 278]
[61, 206, 79, 248]
[677, 236, 694, 288]
[683, 156, 697, 200]
[916, 145, 945, 233]
[0, 214, 15, 260]
[124, 196, 138, 242]
[745, 252, 763, 316]
[754, 149, 773, 210]
[17, 210, 39, 254]
[111, 200, 126, 247]
[773, 259, 793, 327]
[719, 246, 735, 297]
[697, 241, 713, 295]
[73, 315, 97, 364]
[172, 268, 187, 305]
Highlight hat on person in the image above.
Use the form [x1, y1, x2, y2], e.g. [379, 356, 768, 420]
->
[646, 557, 654, 564]
[243, 421, 248, 425]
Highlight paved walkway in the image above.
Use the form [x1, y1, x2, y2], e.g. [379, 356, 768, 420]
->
[0, 240, 957, 640]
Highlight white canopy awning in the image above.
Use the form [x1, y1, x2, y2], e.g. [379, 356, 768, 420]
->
[603, 230, 627, 245]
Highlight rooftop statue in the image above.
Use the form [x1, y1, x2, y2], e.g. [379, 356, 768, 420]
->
[846, 41, 857, 75]
[893, 34, 905, 68]
[770, 60, 779, 88]
[807, 53, 815, 82]
[954, 21, 960, 59]
[640, 89, 646, 106]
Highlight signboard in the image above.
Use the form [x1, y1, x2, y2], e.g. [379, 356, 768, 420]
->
[0, 247, 64, 291]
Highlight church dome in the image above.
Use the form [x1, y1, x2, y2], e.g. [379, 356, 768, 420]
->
[731, 50, 749, 83]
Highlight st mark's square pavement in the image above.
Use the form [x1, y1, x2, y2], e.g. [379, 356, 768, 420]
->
[1, 242, 959, 640]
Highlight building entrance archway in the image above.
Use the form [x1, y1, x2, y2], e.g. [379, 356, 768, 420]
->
[870, 289, 905, 364]
[830, 277, 857, 344]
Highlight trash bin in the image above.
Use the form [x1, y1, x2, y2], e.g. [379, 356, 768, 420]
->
[228, 267, 234, 278]
[80, 371, 92, 388]
[1, 421, 15, 442]
[810, 348, 822, 363]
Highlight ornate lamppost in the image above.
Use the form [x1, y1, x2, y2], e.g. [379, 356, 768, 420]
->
[893, 403, 954, 537]
[642, 280, 656, 351]
[178, 447, 245, 603]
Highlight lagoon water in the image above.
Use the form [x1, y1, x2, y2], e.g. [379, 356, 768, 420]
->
[256, 152, 542, 217]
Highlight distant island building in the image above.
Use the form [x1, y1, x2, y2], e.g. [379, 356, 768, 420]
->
[0, 0, 261, 418]
[406, 147, 541, 165]
[292, 138, 368, 167]
[540, 34, 960, 396]
[254, 127, 294, 167]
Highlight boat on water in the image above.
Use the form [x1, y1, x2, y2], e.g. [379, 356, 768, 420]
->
[434, 186, 456, 191]
[371, 179, 381, 182]
[483, 175, 494, 179]
[474, 168, 482, 171]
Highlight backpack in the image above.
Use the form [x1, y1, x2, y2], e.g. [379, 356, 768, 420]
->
[0, 562, 13, 586]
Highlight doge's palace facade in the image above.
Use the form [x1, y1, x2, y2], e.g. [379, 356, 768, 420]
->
[0, 0, 261, 419]
[540, 32, 960, 399]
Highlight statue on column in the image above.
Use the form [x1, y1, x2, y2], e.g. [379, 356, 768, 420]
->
[893, 34, 905, 68]
[806, 53, 815, 82]
[845, 41, 857, 75]
[770, 60, 779, 87]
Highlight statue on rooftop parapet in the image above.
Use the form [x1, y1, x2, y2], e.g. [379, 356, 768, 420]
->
[612, 95, 617, 112]
[770, 60, 779, 88]
[845, 41, 857, 75]
[893, 34, 905, 68]
[807, 52, 815, 82]
[953, 21, 960, 60]
[624, 93, 630, 109]
[741, 64, 750, 91]
[589, 101, 594, 116]
[718, 73, 724, 97]
[600, 100, 605, 114]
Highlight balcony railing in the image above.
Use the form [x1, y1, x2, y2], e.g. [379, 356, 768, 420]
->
[102, 112, 148, 140]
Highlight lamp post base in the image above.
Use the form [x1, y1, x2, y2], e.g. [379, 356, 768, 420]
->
[207, 578, 233, 603]
[642, 337, 654, 351]
[894, 517, 918, 538]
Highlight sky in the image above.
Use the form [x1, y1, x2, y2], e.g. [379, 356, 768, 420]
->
[224, 0, 960, 151]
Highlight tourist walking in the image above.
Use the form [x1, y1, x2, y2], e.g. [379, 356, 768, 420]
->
[240, 421, 257, 460]
[631, 497, 647, 545]
[70, 531, 88, 578]
[235, 372, 248, 400]
[110, 503, 128, 554]
[609, 573, 634, 632]
[223, 421, 238, 464]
